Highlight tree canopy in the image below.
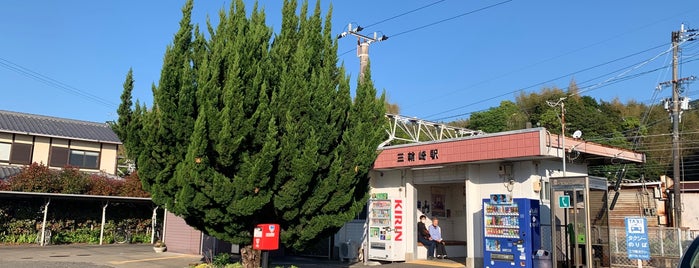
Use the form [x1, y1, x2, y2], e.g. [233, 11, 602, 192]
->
[462, 80, 699, 181]
[115, 0, 386, 249]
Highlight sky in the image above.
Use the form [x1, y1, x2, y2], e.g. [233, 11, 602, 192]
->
[2, 1, 699, 124]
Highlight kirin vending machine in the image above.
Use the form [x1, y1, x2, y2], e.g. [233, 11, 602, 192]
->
[483, 196, 540, 268]
[367, 195, 405, 261]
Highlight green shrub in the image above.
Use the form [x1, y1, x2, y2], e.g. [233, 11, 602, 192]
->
[212, 253, 232, 267]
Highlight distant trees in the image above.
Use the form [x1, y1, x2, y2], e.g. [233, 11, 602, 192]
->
[115, 0, 386, 249]
[461, 80, 699, 181]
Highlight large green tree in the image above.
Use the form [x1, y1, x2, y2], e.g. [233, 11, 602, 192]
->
[116, 0, 386, 249]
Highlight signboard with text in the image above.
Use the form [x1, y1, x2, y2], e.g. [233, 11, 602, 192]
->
[397, 149, 439, 163]
[625, 217, 650, 260]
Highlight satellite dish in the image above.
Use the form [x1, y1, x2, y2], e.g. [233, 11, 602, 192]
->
[572, 130, 582, 139]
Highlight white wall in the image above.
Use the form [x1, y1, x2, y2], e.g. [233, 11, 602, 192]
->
[358, 158, 592, 266]
[683, 193, 699, 231]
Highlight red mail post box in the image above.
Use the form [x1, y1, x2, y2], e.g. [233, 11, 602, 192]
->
[252, 223, 280, 250]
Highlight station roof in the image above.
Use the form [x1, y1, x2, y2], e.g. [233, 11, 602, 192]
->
[373, 128, 644, 170]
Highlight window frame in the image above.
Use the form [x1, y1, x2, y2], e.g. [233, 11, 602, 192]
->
[0, 142, 10, 162]
[68, 149, 100, 169]
[49, 146, 70, 167]
[9, 143, 32, 165]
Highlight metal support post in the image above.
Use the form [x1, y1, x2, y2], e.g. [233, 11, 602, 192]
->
[100, 202, 108, 245]
[151, 206, 158, 244]
[40, 199, 50, 246]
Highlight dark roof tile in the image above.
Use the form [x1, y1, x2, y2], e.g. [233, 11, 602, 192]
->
[0, 110, 121, 144]
[0, 165, 22, 180]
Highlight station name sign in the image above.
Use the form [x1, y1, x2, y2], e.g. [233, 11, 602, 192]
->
[396, 149, 439, 163]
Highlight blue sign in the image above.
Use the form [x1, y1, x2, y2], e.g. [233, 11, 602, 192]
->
[625, 217, 650, 260]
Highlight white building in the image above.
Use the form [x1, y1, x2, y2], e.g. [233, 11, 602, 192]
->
[335, 128, 644, 267]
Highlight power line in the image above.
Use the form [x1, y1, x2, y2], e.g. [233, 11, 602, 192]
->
[389, 0, 513, 39]
[363, 0, 447, 29]
[339, 0, 512, 57]
[432, 49, 699, 122]
[0, 57, 117, 108]
[431, 57, 675, 121]
[424, 43, 669, 120]
[411, 11, 699, 120]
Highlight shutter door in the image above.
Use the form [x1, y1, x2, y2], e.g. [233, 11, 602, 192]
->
[164, 211, 202, 255]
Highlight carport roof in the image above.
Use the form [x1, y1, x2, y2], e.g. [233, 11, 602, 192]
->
[0, 190, 152, 203]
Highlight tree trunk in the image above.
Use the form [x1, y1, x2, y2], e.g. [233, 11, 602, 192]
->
[240, 245, 261, 268]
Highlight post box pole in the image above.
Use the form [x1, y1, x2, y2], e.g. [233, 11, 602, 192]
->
[261, 251, 269, 268]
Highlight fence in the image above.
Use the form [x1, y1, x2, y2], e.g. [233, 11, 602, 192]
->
[609, 227, 697, 268]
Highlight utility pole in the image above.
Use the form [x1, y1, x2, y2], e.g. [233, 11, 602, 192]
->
[658, 23, 696, 228]
[547, 97, 567, 176]
[340, 24, 387, 266]
[337, 23, 388, 82]
[545, 97, 566, 268]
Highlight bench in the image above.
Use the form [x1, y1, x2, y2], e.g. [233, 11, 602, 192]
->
[417, 240, 467, 258]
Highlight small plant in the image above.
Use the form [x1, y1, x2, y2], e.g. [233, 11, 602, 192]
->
[212, 252, 232, 267]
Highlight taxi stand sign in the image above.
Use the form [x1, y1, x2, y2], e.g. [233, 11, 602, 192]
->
[625, 217, 650, 261]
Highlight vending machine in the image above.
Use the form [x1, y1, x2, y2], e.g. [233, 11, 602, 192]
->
[483, 196, 541, 268]
[367, 196, 405, 261]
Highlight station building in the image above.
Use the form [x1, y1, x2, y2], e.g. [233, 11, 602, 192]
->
[334, 127, 644, 267]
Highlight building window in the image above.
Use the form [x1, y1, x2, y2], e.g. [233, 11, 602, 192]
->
[49, 146, 70, 167]
[540, 180, 551, 201]
[69, 150, 99, 169]
[10, 143, 32, 164]
[0, 142, 10, 162]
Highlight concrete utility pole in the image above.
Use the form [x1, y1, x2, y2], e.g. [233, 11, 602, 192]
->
[337, 23, 388, 82]
[546, 97, 567, 176]
[545, 96, 566, 268]
[658, 23, 696, 228]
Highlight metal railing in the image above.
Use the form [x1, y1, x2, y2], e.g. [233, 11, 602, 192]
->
[609, 227, 696, 267]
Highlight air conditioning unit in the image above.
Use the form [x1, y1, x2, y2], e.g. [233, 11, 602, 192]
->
[340, 241, 358, 262]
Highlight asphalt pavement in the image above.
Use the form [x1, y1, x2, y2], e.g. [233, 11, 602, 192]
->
[0, 243, 466, 268]
[0, 243, 202, 268]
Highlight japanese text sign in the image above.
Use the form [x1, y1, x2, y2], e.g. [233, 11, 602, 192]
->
[625, 217, 650, 260]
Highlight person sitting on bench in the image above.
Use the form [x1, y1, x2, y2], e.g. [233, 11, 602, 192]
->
[417, 215, 436, 260]
[428, 217, 447, 259]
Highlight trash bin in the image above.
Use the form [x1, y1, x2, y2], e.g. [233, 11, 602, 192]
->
[532, 249, 551, 268]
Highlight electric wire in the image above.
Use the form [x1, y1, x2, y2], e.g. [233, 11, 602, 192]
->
[389, 0, 512, 39]
[338, 0, 512, 57]
[0, 57, 117, 108]
[431, 56, 692, 121]
[363, 0, 447, 29]
[432, 47, 699, 122]
[424, 43, 669, 120]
